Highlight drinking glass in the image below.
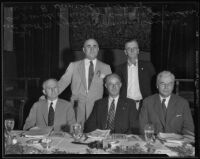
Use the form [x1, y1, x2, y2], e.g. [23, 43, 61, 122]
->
[71, 123, 83, 142]
[5, 119, 15, 134]
[144, 123, 155, 144]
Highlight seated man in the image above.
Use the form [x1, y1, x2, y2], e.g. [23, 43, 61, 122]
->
[23, 78, 76, 132]
[139, 71, 194, 136]
[84, 73, 139, 134]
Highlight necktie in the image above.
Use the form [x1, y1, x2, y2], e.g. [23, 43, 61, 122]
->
[106, 99, 115, 131]
[162, 99, 167, 121]
[88, 61, 94, 90]
[48, 102, 54, 126]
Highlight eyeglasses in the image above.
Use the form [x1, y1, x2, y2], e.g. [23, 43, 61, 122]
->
[159, 82, 174, 87]
[125, 47, 139, 52]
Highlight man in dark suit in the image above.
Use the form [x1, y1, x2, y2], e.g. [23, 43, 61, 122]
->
[139, 71, 194, 136]
[115, 39, 156, 111]
[84, 73, 139, 134]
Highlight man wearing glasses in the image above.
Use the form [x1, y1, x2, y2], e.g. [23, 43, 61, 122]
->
[115, 39, 156, 112]
[139, 71, 194, 136]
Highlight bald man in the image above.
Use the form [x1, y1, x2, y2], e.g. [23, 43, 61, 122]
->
[23, 79, 76, 132]
[58, 38, 112, 126]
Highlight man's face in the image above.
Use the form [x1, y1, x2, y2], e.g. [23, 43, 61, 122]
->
[105, 76, 122, 98]
[83, 39, 99, 60]
[157, 75, 174, 98]
[124, 41, 139, 60]
[43, 80, 59, 100]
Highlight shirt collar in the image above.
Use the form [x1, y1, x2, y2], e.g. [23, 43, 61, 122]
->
[85, 58, 97, 66]
[159, 95, 171, 103]
[127, 59, 138, 67]
[109, 95, 119, 103]
[48, 99, 58, 110]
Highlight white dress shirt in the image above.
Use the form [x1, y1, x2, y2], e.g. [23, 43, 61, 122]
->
[108, 95, 119, 113]
[48, 99, 58, 112]
[127, 60, 142, 101]
[85, 58, 97, 92]
[160, 95, 171, 108]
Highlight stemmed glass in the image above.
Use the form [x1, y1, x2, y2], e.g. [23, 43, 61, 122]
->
[144, 123, 155, 145]
[71, 123, 83, 142]
[4, 118, 15, 146]
[5, 118, 15, 134]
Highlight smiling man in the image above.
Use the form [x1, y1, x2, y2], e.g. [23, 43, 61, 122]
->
[58, 38, 112, 127]
[139, 71, 194, 136]
[23, 79, 76, 132]
[84, 73, 139, 134]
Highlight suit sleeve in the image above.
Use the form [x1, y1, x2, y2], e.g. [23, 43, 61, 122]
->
[84, 101, 98, 133]
[182, 101, 194, 135]
[23, 103, 38, 130]
[139, 99, 149, 135]
[104, 64, 112, 76]
[58, 62, 74, 94]
[66, 103, 76, 126]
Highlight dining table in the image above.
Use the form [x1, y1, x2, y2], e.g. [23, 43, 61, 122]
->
[4, 130, 195, 157]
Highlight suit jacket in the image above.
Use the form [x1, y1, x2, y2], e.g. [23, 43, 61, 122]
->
[139, 93, 194, 135]
[58, 59, 112, 124]
[23, 98, 76, 132]
[84, 96, 139, 134]
[115, 60, 156, 99]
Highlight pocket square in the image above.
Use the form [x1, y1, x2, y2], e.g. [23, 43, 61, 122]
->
[176, 114, 182, 117]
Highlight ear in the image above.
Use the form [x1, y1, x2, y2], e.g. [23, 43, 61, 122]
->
[42, 89, 46, 95]
[82, 47, 85, 53]
[124, 50, 127, 55]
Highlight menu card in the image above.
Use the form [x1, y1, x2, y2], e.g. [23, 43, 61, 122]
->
[24, 127, 52, 138]
[87, 129, 110, 140]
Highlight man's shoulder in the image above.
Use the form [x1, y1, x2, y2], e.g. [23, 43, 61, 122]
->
[97, 60, 110, 67]
[143, 94, 158, 101]
[116, 62, 127, 68]
[119, 97, 135, 103]
[57, 98, 72, 106]
[171, 94, 188, 104]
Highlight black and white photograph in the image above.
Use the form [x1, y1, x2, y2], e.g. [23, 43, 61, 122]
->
[2, 0, 199, 158]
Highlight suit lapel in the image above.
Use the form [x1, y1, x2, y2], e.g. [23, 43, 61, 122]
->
[122, 63, 128, 88]
[114, 97, 126, 129]
[42, 101, 48, 126]
[101, 98, 109, 129]
[154, 94, 166, 129]
[78, 60, 87, 90]
[138, 61, 143, 90]
[166, 94, 177, 124]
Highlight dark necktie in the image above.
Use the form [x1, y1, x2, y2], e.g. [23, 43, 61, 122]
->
[106, 99, 115, 131]
[88, 61, 94, 90]
[162, 99, 167, 121]
[48, 102, 54, 126]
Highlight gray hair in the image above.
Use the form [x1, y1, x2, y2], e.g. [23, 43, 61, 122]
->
[156, 71, 175, 85]
[42, 78, 58, 89]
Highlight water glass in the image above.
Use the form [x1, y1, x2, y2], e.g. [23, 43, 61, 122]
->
[5, 119, 15, 133]
[144, 123, 155, 144]
[71, 123, 83, 142]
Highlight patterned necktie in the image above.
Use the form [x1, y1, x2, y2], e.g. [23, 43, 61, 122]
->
[106, 99, 115, 130]
[48, 102, 54, 126]
[162, 99, 167, 121]
[88, 61, 94, 90]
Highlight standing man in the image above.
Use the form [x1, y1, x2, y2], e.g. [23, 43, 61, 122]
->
[58, 38, 112, 126]
[84, 73, 139, 134]
[115, 39, 156, 111]
[139, 71, 194, 135]
[23, 79, 76, 132]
